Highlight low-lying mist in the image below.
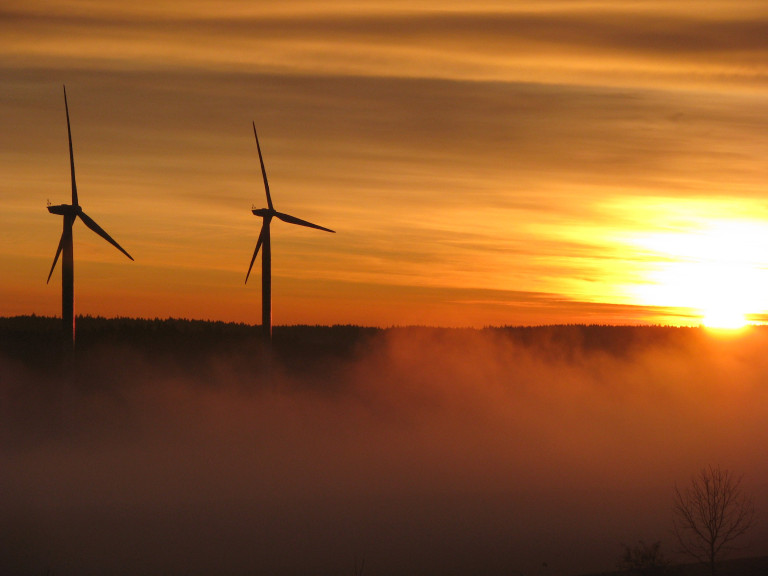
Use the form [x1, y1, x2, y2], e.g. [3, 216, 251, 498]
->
[2, 323, 768, 576]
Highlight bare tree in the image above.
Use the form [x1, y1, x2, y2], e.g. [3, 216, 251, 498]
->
[672, 465, 755, 575]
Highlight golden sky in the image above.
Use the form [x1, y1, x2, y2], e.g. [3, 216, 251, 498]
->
[2, 0, 767, 326]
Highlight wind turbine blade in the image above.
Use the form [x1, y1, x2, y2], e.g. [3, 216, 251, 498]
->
[275, 211, 335, 233]
[252, 122, 273, 210]
[78, 211, 134, 261]
[245, 225, 266, 284]
[47, 232, 65, 284]
[63, 85, 78, 207]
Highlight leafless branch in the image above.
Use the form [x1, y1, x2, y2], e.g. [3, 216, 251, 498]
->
[672, 465, 755, 575]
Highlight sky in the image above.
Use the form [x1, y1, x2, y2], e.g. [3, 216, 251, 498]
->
[2, 0, 768, 327]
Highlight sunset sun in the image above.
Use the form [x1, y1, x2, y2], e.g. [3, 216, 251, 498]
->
[701, 307, 748, 330]
[630, 219, 768, 328]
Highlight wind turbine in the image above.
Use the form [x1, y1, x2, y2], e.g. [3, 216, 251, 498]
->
[245, 122, 335, 341]
[47, 85, 134, 348]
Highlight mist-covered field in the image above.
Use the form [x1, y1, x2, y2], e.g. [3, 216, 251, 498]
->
[2, 318, 767, 576]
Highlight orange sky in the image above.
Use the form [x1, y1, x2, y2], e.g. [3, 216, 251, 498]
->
[2, 1, 767, 327]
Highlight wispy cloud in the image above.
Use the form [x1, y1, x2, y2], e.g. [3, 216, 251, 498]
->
[3, 3, 767, 87]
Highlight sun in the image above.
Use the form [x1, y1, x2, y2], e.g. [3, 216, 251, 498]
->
[628, 218, 768, 327]
[701, 307, 748, 330]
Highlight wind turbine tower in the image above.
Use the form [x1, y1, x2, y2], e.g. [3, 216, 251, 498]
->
[46, 85, 134, 348]
[245, 122, 335, 341]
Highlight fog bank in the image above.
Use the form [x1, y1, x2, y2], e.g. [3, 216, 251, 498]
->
[2, 326, 767, 575]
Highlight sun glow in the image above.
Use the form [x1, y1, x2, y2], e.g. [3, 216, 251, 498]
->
[630, 219, 768, 328]
[701, 308, 748, 331]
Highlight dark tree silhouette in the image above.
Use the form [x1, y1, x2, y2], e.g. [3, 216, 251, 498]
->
[673, 465, 755, 575]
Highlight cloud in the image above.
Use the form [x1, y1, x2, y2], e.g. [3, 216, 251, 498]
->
[3, 3, 768, 88]
[2, 327, 768, 575]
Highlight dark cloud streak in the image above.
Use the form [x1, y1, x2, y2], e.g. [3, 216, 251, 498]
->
[5, 8, 768, 57]
[3, 7, 768, 86]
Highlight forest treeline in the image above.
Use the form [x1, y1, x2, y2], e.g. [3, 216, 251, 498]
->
[0, 314, 724, 372]
[0, 315, 376, 377]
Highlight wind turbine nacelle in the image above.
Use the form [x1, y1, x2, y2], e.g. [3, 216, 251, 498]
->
[252, 208, 273, 217]
[47, 204, 79, 216]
